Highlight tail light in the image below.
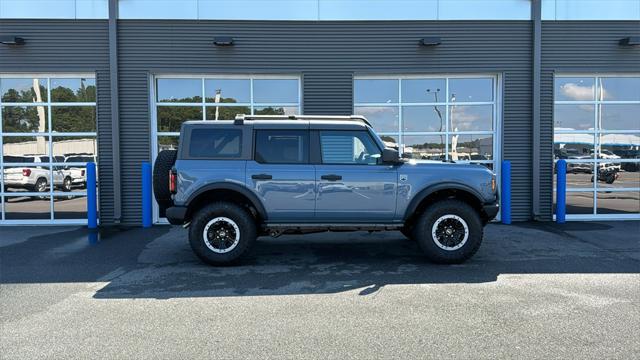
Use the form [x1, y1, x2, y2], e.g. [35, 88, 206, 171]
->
[169, 170, 177, 194]
[22, 168, 31, 177]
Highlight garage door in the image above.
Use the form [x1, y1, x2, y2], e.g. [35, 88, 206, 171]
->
[553, 74, 640, 220]
[0, 74, 98, 224]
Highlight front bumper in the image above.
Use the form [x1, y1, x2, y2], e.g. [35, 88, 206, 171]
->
[482, 201, 500, 221]
[165, 206, 187, 225]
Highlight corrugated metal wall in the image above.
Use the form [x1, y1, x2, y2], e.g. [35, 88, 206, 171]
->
[0, 20, 115, 223]
[540, 21, 640, 220]
[118, 20, 533, 223]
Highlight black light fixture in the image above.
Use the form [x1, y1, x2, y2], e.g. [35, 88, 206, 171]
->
[213, 36, 234, 46]
[619, 37, 640, 46]
[419, 37, 441, 46]
[0, 36, 26, 46]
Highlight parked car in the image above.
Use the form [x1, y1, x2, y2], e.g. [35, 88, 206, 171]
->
[63, 153, 97, 188]
[153, 115, 499, 266]
[3, 155, 73, 194]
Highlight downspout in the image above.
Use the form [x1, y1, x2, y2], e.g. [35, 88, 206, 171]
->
[532, 0, 542, 220]
[109, 0, 122, 223]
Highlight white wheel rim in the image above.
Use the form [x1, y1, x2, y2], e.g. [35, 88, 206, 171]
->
[431, 214, 469, 251]
[202, 217, 241, 254]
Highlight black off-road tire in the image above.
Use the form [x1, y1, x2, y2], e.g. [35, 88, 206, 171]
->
[153, 150, 177, 213]
[188, 202, 257, 266]
[414, 199, 483, 264]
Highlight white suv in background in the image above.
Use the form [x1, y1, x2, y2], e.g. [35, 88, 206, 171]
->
[2, 155, 73, 194]
[63, 153, 97, 188]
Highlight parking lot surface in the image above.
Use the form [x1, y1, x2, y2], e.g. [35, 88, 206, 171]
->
[1, 221, 639, 359]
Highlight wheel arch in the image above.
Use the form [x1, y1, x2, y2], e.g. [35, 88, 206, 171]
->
[404, 183, 486, 223]
[185, 182, 267, 222]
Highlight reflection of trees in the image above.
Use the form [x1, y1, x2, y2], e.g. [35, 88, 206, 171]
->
[158, 106, 202, 132]
[1, 106, 45, 133]
[255, 107, 287, 115]
[1, 83, 47, 102]
[51, 84, 96, 102]
[52, 107, 96, 132]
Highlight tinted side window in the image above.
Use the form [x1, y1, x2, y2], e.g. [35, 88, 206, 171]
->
[189, 128, 242, 158]
[320, 131, 381, 165]
[255, 130, 309, 164]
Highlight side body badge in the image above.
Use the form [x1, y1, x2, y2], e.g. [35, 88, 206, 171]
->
[400, 174, 408, 182]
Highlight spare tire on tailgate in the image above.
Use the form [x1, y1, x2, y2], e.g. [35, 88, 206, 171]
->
[153, 150, 177, 213]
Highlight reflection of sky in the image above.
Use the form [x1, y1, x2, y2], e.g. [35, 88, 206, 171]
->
[157, 78, 298, 103]
[1, 78, 47, 97]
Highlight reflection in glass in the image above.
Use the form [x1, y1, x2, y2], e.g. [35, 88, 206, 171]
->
[402, 106, 445, 132]
[402, 135, 445, 160]
[554, 133, 594, 160]
[597, 192, 640, 214]
[597, 163, 640, 190]
[54, 196, 88, 219]
[354, 106, 399, 133]
[2, 137, 50, 158]
[449, 105, 492, 131]
[559, 167, 595, 189]
[206, 106, 250, 120]
[354, 79, 399, 104]
[254, 106, 298, 116]
[449, 78, 493, 102]
[598, 133, 640, 159]
[158, 136, 179, 153]
[4, 196, 50, 220]
[52, 137, 97, 161]
[51, 106, 97, 132]
[401, 79, 446, 103]
[2, 106, 48, 133]
[450, 134, 493, 161]
[0, 78, 48, 103]
[50, 78, 97, 102]
[599, 77, 640, 102]
[204, 79, 251, 103]
[156, 79, 202, 103]
[599, 104, 640, 131]
[554, 104, 594, 131]
[3, 164, 50, 193]
[379, 135, 398, 149]
[554, 77, 594, 101]
[253, 79, 298, 103]
[157, 106, 203, 132]
[562, 191, 594, 215]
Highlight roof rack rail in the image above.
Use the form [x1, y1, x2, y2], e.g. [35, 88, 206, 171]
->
[234, 114, 371, 127]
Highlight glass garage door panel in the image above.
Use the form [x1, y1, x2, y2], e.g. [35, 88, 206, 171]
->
[353, 75, 498, 169]
[152, 75, 301, 222]
[553, 75, 640, 220]
[0, 75, 98, 224]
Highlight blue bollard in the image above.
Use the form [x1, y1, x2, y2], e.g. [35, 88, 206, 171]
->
[501, 160, 511, 224]
[556, 159, 567, 223]
[142, 162, 152, 228]
[86, 162, 98, 229]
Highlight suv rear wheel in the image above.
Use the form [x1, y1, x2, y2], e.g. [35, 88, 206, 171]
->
[188, 202, 257, 266]
[414, 199, 483, 264]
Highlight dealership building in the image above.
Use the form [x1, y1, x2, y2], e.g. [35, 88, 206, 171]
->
[0, 0, 639, 225]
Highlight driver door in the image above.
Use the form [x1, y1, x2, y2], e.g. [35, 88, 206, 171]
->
[314, 130, 398, 222]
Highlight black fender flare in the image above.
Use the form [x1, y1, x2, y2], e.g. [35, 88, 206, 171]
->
[404, 182, 485, 221]
[186, 182, 268, 220]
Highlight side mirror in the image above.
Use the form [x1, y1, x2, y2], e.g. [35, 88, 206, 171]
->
[381, 148, 401, 164]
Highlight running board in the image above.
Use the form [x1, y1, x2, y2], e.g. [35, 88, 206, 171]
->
[263, 223, 403, 233]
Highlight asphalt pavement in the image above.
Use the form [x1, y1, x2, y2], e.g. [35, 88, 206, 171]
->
[1, 221, 639, 359]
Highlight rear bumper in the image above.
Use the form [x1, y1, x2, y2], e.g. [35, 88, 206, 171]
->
[482, 201, 500, 221]
[165, 206, 187, 225]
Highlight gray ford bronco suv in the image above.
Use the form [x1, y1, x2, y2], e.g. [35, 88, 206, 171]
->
[153, 115, 499, 266]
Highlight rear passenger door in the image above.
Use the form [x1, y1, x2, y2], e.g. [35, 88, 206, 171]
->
[246, 129, 316, 222]
[314, 130, 398, 222]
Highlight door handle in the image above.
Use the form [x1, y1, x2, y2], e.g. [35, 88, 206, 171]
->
[251, 174, 272, 180]
[321, 174, 342, 181]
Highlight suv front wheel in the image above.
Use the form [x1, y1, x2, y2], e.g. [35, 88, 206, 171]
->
[414, 199, 483, 264]
[188, 202, 257, 266]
